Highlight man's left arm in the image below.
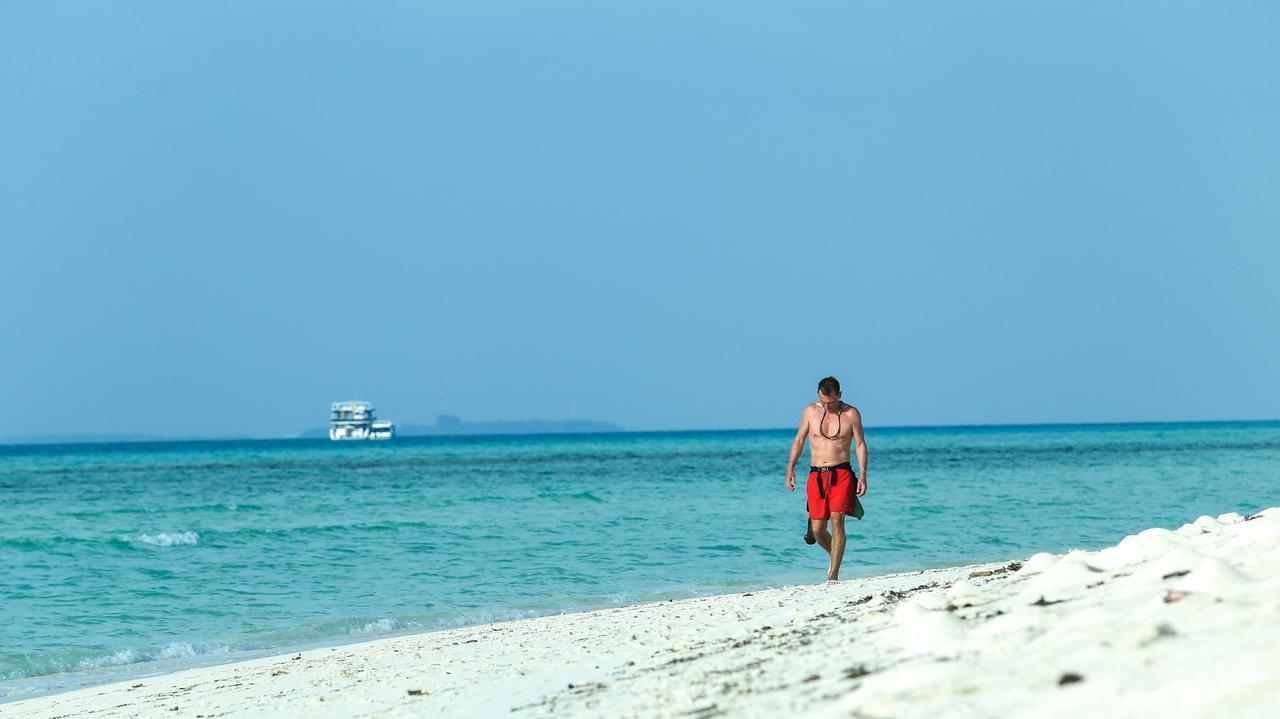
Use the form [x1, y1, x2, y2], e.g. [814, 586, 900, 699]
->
[850, 407, 868, 496]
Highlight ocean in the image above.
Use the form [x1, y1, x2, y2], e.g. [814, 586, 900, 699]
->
[3, 421, 1278, 700]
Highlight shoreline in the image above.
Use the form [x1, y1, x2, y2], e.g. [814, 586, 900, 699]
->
[9, 507, 1279, 718]
[0, 548, 1052, 705]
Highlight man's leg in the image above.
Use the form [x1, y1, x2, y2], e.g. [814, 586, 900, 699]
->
[809, 518, 832, 554]
[827, 512, 847, 581]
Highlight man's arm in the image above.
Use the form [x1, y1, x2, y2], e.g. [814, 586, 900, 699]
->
[785, 410, 808, 492]
[850, 406, 868, 496]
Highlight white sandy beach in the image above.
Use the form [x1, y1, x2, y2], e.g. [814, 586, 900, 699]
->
[9, 507, 1280, 719]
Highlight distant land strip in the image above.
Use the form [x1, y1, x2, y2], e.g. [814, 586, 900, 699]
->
[298, 414, 623, 439]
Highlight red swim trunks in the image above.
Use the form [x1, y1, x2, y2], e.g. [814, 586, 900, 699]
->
[807, 464, 857, 520]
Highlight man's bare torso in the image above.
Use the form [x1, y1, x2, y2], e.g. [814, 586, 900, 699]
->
[804, 401, 857, 467]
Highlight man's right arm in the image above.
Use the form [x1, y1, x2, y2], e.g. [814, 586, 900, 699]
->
[786, 411, 808, 492]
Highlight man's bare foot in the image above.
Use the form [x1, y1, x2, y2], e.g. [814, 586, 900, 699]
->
[826, 577, 839, 584]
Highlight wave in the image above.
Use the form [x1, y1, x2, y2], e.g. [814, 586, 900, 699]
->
[76, 641, 229, 669]
[0, 536, 94, 551]
[1, 601, 696, 688]
[353, 618, 413, 633]
[304, 610, 548, 639]
[212, 520, 438, 539]
[17, 444, 769, 479]
[1, 610, 559, 683]
[66, 502, 262, 519]
[126, 531, 201, 547]
[1, 531, 202, 552]
[0, 641, 247, 683]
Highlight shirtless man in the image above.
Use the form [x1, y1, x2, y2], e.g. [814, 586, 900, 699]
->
[785, 376, 868, 582]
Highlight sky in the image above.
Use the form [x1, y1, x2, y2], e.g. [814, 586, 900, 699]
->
[3, 2, 1278, 439]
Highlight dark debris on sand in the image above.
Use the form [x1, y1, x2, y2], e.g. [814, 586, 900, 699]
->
[844, 665, 872, 680]
[969, 562, 1023, 579]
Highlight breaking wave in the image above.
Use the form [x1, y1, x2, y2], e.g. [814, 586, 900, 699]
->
[128, 531, 201, 547]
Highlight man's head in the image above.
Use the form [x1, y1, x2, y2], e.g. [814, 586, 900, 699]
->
[817, 376, 842, 409]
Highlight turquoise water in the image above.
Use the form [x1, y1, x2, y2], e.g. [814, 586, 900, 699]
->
[3, 422, 1279, 699]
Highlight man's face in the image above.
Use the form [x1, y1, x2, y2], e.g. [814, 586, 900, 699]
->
[818, 391, 841, 410]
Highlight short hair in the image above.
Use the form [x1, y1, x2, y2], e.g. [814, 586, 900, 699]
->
[817, 376, 841, 396]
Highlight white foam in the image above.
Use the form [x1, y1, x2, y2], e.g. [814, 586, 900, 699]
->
[131, 531, 200, 547]
[74, 642, 233, 671]
[78, 648, 142, 669]
[155, 642, 204, 660]
[353, 618, 415, 634]
[1217, 512, 1245, 524]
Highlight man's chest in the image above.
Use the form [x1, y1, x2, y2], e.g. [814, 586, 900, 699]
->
[809, 413, 854, 442]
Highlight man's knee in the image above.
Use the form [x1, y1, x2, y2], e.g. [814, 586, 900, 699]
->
[810, 520, 830, 536]
[830, 513, 847, 536]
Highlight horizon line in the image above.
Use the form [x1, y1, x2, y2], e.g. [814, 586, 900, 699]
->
[2, 416, 1278, 449]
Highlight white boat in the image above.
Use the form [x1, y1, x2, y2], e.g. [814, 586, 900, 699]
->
[330, 401, 395, 441]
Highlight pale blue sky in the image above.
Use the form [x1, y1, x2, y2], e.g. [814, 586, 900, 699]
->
[3, 2, 1278, 438]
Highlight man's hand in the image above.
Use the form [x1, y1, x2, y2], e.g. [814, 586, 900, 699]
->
[856, 476, 867, 497]
[786, 470, 796, 492]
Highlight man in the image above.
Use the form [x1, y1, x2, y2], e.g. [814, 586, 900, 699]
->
[786, 376, 868, 582]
